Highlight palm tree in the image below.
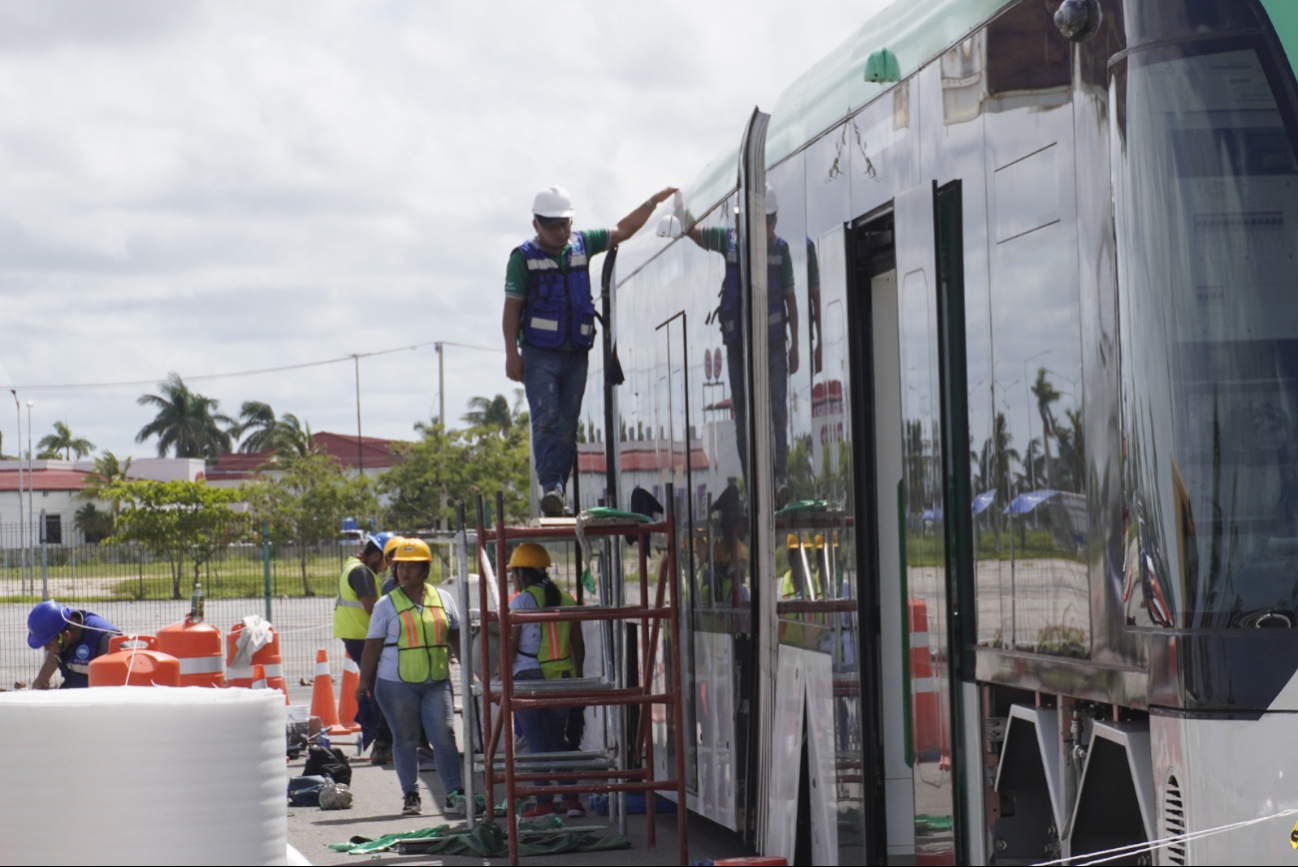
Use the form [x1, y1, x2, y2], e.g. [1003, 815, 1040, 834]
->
[38, 421, 95, 460]
[135, 373, 235, 458]
[78, 451, 133, 514]
[231, 401, 277, 453]
[1030, 367, 1061, 490]
[463, 394, 515, 435]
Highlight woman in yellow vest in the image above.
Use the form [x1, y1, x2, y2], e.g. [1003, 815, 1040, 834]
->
[506, 542, 587, 819]
[357, 538, 467, 817]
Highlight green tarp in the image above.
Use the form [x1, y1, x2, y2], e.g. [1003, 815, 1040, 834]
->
[328, 818, 632, 858]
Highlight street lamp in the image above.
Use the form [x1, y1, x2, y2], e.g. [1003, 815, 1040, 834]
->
[10, 390, 24, 593]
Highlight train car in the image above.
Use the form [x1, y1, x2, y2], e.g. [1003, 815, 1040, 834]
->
[571, 0, 1298, 862]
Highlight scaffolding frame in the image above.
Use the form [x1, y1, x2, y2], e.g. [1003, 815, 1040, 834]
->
[473, 489, 688, 865]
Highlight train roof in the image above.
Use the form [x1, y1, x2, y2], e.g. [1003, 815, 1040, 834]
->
[684, 0, 1012, 220]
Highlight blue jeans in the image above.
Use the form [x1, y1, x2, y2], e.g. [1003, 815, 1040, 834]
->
[341, 639, 381, 749]
[374, 677, 463, 796]
[522, 345, 589, 491]
[726, 339, 788, 484]
[513, 668, 570, 804]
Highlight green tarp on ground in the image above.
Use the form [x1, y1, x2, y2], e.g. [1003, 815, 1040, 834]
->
[328, 818, 632, 858]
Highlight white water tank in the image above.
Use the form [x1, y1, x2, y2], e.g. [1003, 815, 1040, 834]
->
[0, 687, 286, 866]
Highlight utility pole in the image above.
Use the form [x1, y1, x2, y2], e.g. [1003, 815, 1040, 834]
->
[10, 390, 25, 594]
[352, 354, 364, 478]
[436, 342, 445, 429]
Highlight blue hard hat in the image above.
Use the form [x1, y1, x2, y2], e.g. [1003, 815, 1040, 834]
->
[27, 600, 71, 649]
[369, 532, 394, 553]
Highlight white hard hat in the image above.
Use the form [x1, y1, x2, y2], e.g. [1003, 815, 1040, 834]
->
[533, 186, 575, 218]
[765, 184, 778, 215]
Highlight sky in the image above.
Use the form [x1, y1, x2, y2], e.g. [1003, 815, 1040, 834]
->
[0, 0, 886, 460]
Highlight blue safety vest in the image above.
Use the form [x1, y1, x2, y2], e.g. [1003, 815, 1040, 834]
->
[517, 234, 596, 351]
[719, 231, 789, 345]
[58, 611, 120, 688]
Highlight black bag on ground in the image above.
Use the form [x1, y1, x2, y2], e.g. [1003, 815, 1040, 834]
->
[304, 743, 352, 786]
[287, 775, 329, 806]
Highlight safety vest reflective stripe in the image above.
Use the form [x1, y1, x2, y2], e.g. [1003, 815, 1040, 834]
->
[228, 663, 282, 680]
[531, 317, 561, 332]
[569, 253, 588, 267]
[769, 312, 784, 326]
[335, 600, 365, 610]
[178, 657, 224, 675]
[768, 254, 784, 267]
[65, 662, 90, 674]
[525, 258, 561, 271]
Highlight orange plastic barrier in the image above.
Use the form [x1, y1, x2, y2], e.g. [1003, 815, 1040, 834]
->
[336, 655, 363, 733]
[88, 635, 181, 687]
[251, 664, 268, 690]
[309, 649, 346, 733]
[226, 621, 288, 703]
[157, 615, 224, 687]
[910, 599, 942, 756]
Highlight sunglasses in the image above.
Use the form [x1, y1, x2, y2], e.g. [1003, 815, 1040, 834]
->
[535, 215, 572, 231]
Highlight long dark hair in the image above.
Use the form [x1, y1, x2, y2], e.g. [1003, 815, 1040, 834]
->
[520, 566, 560, 607]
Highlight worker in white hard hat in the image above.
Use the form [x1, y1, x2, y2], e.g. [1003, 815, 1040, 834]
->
[504, 183, 678, 517]
[686, 183, 798, 502]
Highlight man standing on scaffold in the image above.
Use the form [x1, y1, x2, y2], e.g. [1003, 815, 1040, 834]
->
[503, 183, 677, 517]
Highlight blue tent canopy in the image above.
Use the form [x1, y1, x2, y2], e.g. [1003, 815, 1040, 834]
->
[1004, 489, 1060, 515]
[972, 490, 997, 515]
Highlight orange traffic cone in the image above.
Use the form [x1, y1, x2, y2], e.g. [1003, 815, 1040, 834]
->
[310, 649, 344, 732]
[336, 655, 363, 733]
[251, 664, 268, 690]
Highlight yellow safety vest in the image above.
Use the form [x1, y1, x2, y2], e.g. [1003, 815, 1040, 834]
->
[388, 586, 450, 683]
[524, 583, 576, 679]
[333, 557, 373, 639]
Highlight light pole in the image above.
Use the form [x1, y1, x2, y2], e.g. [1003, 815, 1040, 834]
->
[10, 390, 25, 593]
[26, 401, 35, 593]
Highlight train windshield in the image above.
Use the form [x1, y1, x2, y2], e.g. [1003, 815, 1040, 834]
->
[1114, 39, 1298, 629]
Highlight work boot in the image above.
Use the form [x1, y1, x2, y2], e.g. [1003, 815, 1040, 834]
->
[541, 486, 564, 517]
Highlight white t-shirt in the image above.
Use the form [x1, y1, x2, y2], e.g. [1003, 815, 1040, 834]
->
[509, 590, 543, 675]
[367, 587, 460, 682]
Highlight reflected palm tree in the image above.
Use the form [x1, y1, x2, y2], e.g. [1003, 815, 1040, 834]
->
[463, 390, 525, 436]
[1031, 368, 1061, 489]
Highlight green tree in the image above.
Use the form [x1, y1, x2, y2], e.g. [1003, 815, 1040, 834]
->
[462, 390, 525, 437]
[73, 503, 114, 544]
[105, 479, 249, 599]
[1030, 367, 1061, 490]
[78, 451, 134, 515]
[244, 452, 376, 596]
[38, 421, 95, 459]
[135, 373, 235, 459]
[381, 416, 530, 530]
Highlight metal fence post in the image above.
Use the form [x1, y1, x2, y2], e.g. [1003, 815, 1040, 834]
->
[262, 520, 273, 623]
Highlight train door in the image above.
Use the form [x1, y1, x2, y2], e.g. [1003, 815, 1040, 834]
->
[849, 180, 970, 865]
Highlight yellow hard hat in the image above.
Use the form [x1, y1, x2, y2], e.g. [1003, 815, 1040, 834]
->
[713, 541, 750, 564]
[815, 534, 825, 549]
[786, 533, 800, 549]
[507, 543, 551, 570]
[383, 535, 406, 561]
[391, 538, 432, 562]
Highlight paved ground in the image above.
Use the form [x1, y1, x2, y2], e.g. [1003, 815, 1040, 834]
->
[287, 734, 755, 866]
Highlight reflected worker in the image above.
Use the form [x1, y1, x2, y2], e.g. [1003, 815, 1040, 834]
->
[687, 184, 798, 500]
[504, 184, 678, 517]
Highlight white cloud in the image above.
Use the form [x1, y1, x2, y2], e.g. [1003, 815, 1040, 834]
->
[0, 0, 886, 457]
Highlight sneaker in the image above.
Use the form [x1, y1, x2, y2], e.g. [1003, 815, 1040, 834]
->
[445, 788, 467, 816]
[540, 486, 564, 517]
[564, 796, 586, 818]
[370, 743, 392, 765]
[521, 800, 556, 819]
[402, 790, 422, 816]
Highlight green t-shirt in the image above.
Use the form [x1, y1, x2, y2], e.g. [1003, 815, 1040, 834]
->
[505, 229, 612, 350]
[697, 226, 796, 293]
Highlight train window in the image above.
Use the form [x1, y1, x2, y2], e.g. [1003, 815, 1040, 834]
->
[1114, 39, 1298, 628]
